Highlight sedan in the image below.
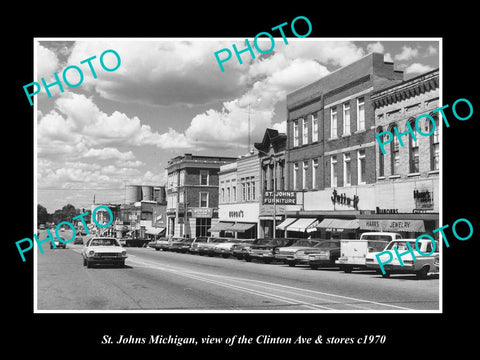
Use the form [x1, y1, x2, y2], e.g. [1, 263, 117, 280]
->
[294, 240, 340, 269]
[81, 237, 127, 268]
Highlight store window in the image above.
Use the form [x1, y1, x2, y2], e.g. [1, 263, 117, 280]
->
[196, 218, 211, 237]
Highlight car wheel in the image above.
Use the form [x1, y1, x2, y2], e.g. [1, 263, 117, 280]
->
[245, 256, 251, 262]
[343, 266, 352, 273]
[416, 266, 429, 280]
[382, 271, 390, 278]
[119, 261, 125, 268]
[83, 258, 87, 266]
[86, 260, 92, 268]
[155, 248, 160, 251]
[287, 261, 296, 267]
[310, 264, 318, 270]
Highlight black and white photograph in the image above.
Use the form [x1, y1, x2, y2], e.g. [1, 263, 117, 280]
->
[7, 6, 479, 356]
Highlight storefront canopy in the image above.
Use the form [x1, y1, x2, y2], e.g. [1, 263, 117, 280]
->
[229, 222, 256, 232]
[208, 222, 234, 232]
[276, 218, 298, 231]
[145, 227, 165, 235]
[359, 219, 425, 232]
[317, 218, 359, 231]
[286, 218, 319, 233]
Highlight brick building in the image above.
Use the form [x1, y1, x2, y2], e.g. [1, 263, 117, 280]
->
[358, 69, 440, 236]
[282, 52, 405, 238]
[166, 154, 236, 238]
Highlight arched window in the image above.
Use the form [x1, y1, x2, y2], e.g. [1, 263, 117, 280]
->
[408, 118, 419, 173]
[388, 123, 399, 175]
[376, 126, 385, 177]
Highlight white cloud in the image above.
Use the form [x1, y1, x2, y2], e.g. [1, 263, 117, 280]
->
[83, 148, 136, 161]
[384, 53, 393, 62]
[37, 43, 60, 81]
[427, 45, 438, 56]
[366, 42, 384, 54]
[405, 63, 434, 74]
[394, 46, 420, 61]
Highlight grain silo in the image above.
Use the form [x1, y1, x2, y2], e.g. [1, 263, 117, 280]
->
[125, 185, 142, 204]
[141, 185, 154, 201]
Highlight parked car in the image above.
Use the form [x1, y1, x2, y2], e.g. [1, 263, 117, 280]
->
[275, 239, 323, 266]
[365, 239, 439, 279]
[246, 238, 297, 263]
[335, 232, 400, 273]
[81, 237, 127, 268]
[189, 236, 209, 254]
[170, 238, 194, 253]
[213, 239, 254, 258]
[232, 241, 255, 260]
[164, 237, 185, 251]
[297, 240, 341, 269]
[73, 236, 84, 245]
[154, 238, 171, 251]
[197, 237, 229, 256]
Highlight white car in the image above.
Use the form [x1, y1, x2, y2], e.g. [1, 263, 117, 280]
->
[81, 237, 127, 268]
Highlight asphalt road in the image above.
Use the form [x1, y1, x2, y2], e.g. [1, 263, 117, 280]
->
[36, 233, 440, 312]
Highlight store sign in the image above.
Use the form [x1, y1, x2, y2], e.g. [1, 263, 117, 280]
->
[376, 207, 399, 214]
[331, 189, 359, 210]
[413, 189, 434, 210]
[263, 191, 297, 205]
[359, 219, 425, 232]
[190, 207, 213, 218]
[228, 210, 245, 218]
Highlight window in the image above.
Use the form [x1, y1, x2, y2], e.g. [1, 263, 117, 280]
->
[280, 163, 285, 191]
[343, 103, 350, 135]
[227, 187, 231, 202]
[252, 178, 256, 200]
[179, 170, 185, 186]
[270, 165, 274, 191]
[200, 170, 209, 185]
[331, 156, 337, 187]
[358, 149, 366, 184]
[200, 192, 208, 208]
[179, 191, 184, 204]
[196, 218, 211, 237]
[377, 127, 384, 177]
[312, 158, 318, 189]
[409, 121, 419, 173]
[302, 117, 308, 145]
[221, 188, 224, 203]
[293, 120, 299, 146]
[390, 124, 400, 175]
[357, 97, 365, 131]
[343, 153, 351, 186]
[331, 107, 337, 138]
[431, 116, 439, 170]
[241, 178, 246, 201]
[293, 163, 299, 190]
[246, 179, 251, 201]
[302, 161, 308, 189]
[232, 185, 237, 202]
[312, 113, 318, 142]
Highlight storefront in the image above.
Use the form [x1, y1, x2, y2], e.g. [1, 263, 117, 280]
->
[214, 203, 259, 239]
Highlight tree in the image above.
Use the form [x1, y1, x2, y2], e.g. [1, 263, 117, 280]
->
[37, 204, 49, 224]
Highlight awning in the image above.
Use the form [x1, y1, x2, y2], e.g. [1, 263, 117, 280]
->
[145, 227, 165, 235]
[229, 222, 256, 232]
[286, 218, 319, 232]
[208, 222, 234, 232]
[317, 218, 359, 231]
[276, 217, 298, 231]
[359, 219, 425, 232]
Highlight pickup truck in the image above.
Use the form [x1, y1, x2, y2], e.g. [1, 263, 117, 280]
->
[335, 232, 402, 273]
[365, 238, 439, 279]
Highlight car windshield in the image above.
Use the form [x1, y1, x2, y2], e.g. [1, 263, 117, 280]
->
[314, 241, 339, 248]
[292, 239, 316, 247]
[90, 238, 119, 246]
[385, 240, 415, 250]
[254, 239, 273, 245]
[362, 234, 394, 241]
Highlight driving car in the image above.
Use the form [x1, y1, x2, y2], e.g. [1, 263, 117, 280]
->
[275, 239, 323, 266]
[81, 237, 127, 268]
[50, 237, 67, 249]
[73, 236, 84, 245]
[245, 238, 297, 263]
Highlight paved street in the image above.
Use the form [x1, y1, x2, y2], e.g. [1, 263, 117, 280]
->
[35, 232, 440, 312]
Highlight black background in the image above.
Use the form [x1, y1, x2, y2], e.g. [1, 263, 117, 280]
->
[6, 4, 477, 356]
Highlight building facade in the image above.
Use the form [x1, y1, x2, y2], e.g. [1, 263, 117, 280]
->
[283, 52, 405, 239]
[166, 153, 236, 238]
[212, 153, 260, 239]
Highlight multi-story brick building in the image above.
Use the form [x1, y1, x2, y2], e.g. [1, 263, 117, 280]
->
[358, 68, 440, 236]
[283, 52, 405, 239]
[166, 154, 236, 238]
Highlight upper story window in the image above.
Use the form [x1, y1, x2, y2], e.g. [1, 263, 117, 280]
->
[200, 170, 209, 185]
[302, 117, 308, 145]
[343, 103, 351, 135]
[312, 113, 318, 142]
[357, 97, 365, 131]
[331, 107, 337, 138]
[293, 120, 299, 147]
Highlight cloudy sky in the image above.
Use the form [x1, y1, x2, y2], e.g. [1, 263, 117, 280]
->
[35, 38, 440, 212]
